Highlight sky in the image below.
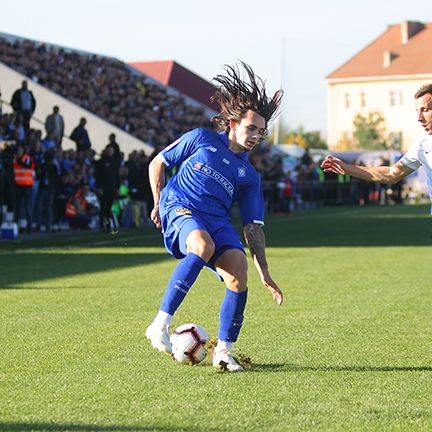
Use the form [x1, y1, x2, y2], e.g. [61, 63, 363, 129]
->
[2, 0, 431, 138]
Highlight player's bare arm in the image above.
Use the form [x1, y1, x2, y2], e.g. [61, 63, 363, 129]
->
[148, 154, 166, 229]
[321, 156, 414, 184]
[243, 223, 283, 305]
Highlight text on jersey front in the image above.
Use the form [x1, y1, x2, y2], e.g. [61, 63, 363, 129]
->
[193, 162, 234, 197]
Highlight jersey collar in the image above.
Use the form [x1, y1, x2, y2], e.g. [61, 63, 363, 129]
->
[217, 131, 249, 161]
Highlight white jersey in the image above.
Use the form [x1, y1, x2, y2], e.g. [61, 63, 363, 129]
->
[400, 133, 432, 208]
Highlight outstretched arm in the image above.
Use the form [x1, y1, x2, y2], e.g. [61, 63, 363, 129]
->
[148, 154, 166, 230]
[243, 223, 283, 305]
[320, 156, 414, 184]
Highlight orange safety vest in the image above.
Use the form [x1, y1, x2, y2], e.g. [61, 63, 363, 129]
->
[13, 154, 35, 186]
[65, 190, 87, 217]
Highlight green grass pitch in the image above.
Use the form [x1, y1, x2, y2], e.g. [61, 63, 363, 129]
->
[1, 204, 431, 431]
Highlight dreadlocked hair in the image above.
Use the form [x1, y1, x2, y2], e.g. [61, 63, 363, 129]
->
[210, 61, 283, 132]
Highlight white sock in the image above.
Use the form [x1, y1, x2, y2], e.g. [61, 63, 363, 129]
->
[215, 339, 232, 353]
[153, 310, 173, 327]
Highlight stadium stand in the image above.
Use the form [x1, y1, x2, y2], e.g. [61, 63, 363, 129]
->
[0, 32, 216, 234]
[0, 32, 213, 149]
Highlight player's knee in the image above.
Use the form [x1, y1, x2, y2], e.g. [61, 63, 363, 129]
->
[225, 260, 248, 292]
[226, 274, 248, 292]
[187, 237, 215, 261]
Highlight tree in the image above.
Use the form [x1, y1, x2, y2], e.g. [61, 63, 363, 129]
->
[335, 132, 354, 151]
[270, 124, 327, 149]
[284, 131, 308, 148]
[352, 111, 388, 150]
[301, 130, 328, 149]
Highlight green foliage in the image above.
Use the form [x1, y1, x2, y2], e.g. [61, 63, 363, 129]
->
[271, 124, 328, 149]
[301, 129, 328, 149]
[1, 206, 432, 431]
[353, 111, 388, 150]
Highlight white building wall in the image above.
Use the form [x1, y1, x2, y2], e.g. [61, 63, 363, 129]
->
[327, 76, 432, 151]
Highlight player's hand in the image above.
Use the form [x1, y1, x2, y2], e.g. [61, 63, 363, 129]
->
[261, 274, 283, 305]
[320, 156, 346, 175]
[150, 206, 161, 230]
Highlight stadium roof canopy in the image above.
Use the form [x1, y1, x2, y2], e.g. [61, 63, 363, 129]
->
[129, 60, 218, 111]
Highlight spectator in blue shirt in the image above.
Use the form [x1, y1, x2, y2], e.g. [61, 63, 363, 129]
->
[41, 131, 57, 152]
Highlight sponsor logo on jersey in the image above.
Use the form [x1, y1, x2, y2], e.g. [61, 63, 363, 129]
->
[206, 145, 218, 153]
[175, 208, 192, 215]
[238, 166, 247, 177]
[193, 162, 234, 196]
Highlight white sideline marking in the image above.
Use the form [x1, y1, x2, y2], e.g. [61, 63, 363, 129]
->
[0, 233, 161, 256]
[0, 208, 379, 256]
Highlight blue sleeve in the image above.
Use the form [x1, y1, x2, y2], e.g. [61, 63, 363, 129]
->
[160, 129, 202, 169]
[238, 174, 265, 225]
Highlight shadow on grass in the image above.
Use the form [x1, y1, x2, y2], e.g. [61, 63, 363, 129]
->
[266, 212, 432, 247]
[0, 227, 162, 251]
[230, 205, 432, 247]
[250, 363, 432, 373]
[0, 252, 171, 289]
[0, 422, 188, 431]
[1, 206, 430, 288]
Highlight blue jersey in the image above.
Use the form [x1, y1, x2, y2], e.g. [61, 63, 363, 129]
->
[159, 128, 264, 225]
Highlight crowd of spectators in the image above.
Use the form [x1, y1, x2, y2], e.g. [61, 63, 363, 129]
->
[0, 34, 407, 236]
[0, 103, 156, 233]
[249, 143, 405, 213]
[0, 104, 405, 236]
[0, 33, 214, 235]
[0, 35, 211, 147]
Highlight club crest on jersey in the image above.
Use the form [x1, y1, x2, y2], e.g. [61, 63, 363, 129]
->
[238, 167, 247, 177]
[175, 208, 192, 215]
[205, 145, 218, 153]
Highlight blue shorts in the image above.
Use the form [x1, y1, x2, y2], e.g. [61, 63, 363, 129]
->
[161, 206, 245, 268]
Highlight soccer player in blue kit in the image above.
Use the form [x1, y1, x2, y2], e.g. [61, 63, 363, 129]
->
[145, 62, 284, 371]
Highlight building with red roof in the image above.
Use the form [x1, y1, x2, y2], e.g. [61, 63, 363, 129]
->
[326, 21, 432, 150]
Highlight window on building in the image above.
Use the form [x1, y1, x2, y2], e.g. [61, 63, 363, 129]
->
[344, 93, 350, 109]
[389, 91, 403, 106]
[360, 92, 367, 108]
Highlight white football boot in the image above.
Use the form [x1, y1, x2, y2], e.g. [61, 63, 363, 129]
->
[213, 347, 244, 372]
[145, 323, 172, 354]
